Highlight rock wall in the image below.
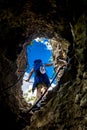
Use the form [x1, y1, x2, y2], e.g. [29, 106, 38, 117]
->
[0, 0, 87, 130]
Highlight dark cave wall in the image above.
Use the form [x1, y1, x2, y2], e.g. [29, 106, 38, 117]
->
[0, 0, 87, 130]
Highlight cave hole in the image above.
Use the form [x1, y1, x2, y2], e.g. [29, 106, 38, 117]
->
[21, 37, 57, 105]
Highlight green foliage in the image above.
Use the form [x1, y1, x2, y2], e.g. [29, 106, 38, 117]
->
[23, 89, 36, 104]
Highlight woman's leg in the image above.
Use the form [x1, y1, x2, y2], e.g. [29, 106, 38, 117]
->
[36, 84, 42, 101]
[41, 84, 48, 100]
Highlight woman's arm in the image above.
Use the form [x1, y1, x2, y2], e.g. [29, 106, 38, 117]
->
[25, 68, 34, 82]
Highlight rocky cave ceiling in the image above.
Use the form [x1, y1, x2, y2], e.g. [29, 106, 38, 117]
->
[0, 0, 87, 130]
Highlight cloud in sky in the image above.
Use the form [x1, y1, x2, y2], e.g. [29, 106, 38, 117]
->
[44, 41, 52, 50]
[34, 37, 52, 50]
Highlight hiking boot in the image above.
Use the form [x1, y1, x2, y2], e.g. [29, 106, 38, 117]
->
[42, 96, 46, 101]
[36, 102, 41, 107]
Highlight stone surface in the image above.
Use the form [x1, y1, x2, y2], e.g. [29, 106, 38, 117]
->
[0, 0, 87, 130]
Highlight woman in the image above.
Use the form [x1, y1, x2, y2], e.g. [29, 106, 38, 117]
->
[25, 59, 53, 106]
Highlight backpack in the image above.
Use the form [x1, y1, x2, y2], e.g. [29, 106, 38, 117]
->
[34, 59, 46, 74]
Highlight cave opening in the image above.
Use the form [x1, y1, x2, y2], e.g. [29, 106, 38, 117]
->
[21, 37, 57, 105]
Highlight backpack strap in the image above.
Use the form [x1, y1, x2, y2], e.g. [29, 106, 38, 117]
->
[39, 64, 46, 74]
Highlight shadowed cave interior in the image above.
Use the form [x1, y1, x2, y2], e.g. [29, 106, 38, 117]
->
[0, 0, 87, 130]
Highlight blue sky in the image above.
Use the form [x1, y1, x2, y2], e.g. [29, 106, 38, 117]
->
[25, 37, 56, 84]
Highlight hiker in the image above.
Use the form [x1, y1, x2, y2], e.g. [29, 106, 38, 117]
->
[25, 59, 53, 105]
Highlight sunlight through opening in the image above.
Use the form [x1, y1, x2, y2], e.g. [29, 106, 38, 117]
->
[21, 37, 57, 105]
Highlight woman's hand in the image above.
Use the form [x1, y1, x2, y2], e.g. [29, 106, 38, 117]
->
[24, 79, 29, 82]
